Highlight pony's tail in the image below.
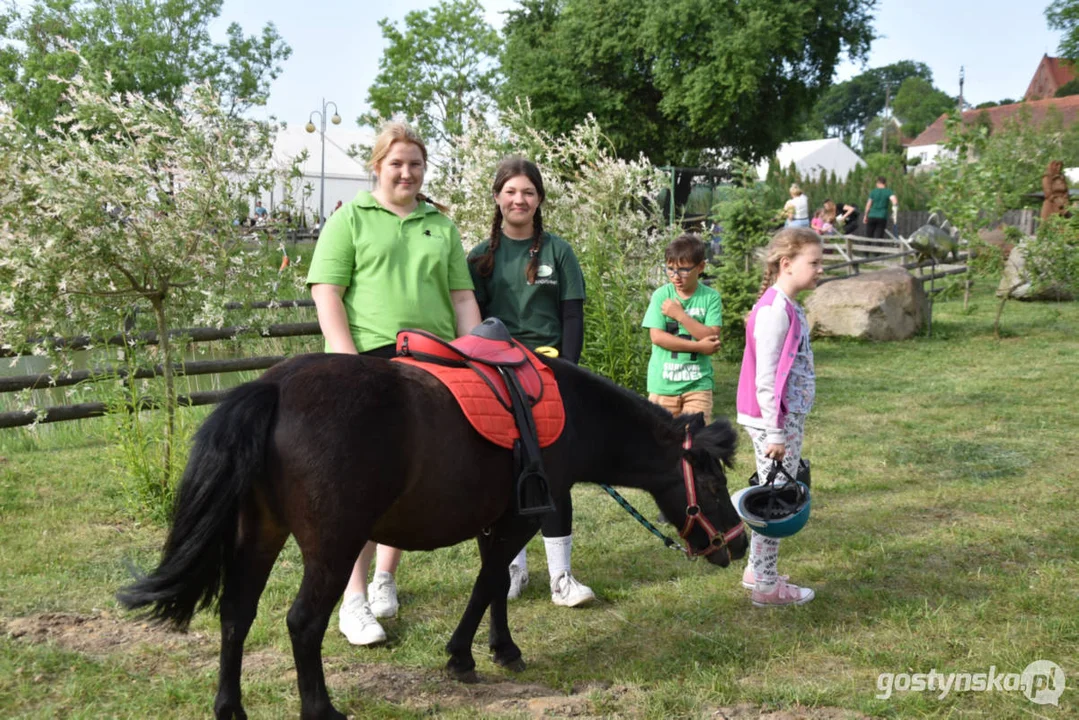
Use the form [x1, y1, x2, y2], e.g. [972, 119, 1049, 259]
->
[117, 381, 280, 630]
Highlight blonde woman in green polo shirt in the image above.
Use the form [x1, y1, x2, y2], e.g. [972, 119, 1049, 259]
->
[308, 122, 481, 647]
[467, 156, 593, 609]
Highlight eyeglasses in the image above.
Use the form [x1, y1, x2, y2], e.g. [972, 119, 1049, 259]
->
[665, 265, 698, 277]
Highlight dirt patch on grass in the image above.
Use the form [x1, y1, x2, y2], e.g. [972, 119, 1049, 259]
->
[4, 610, 207, 656]
[4, 611, 871, 719]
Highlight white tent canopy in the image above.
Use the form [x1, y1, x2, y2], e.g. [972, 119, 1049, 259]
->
[258, 125, 376, 222]
[756, 138, 865, 183]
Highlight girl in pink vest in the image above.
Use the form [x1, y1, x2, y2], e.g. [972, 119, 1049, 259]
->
[735, 228, 823, 607]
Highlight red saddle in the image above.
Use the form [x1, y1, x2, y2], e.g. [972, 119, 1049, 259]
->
[392, 329, 565, 450]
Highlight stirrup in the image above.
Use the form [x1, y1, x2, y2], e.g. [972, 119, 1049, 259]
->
[516, 467, 555, 516]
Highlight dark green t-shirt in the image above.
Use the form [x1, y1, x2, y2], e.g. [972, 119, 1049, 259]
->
[467, 231, 586, 350]
[867, 187, 894, 219]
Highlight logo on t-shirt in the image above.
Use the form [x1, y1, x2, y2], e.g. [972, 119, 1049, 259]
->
[534, 264, 557, 285]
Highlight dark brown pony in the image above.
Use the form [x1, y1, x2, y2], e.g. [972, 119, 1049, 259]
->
[119, 353, 747, 720]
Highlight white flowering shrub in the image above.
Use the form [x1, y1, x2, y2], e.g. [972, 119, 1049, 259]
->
[432, 102, 674, 392]
[0, 63, 296, 502]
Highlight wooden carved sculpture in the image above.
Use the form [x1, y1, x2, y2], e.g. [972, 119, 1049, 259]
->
[1041, 160, 1071, 221]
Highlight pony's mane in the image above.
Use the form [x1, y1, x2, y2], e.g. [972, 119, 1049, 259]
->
[692, 419, 738, 470]
[548, 358, 686, 443]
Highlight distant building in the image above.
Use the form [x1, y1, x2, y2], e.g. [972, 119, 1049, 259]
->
[905, 95, 1079, 168]
[756, 138, 865, 183]
[259, 126, 376, 221]
[1025, 54, 1077, 101]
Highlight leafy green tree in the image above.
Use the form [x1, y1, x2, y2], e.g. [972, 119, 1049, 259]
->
[0, 0, 291, 132]
[892, 76, 955, 139]
[712, 162, 774, 356]
[0, 64, 290, 496]
[931, 109, 1063, 336]
[812, 60, 933, 142]
[501, 0, 875, 164]
[1055, 78, 1079, 96]
[1047, 0, 1079, 61]
[361, 0, 500, 164]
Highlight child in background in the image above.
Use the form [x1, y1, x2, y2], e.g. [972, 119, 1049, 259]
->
[735, 227, 823, 607]
[642, 235, 722, 422]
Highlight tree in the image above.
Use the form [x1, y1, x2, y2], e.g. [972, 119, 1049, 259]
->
[931, 109, 1064, 336]
[501, 0, 875, 165]
[812, 61, 934, 144]
[0, 63, 289, 497]
[361, 0, 500, 165]
[0, 0, 291, 132]
[892, 76, 955, 139]
[1047, 0, 1079, 61]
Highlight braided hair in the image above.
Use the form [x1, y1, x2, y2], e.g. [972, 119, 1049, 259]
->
[470, 156, 546, 282]
[758, 227, 823, 298]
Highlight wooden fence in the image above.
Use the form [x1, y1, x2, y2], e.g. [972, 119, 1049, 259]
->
[0, 300, 321, 429]
[893, 209, 1036, 238]
[818, 234, 969, 287]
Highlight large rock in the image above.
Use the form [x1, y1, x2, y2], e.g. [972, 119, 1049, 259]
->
[806, 269, 929, 341]
[997, 242, 1074, 301]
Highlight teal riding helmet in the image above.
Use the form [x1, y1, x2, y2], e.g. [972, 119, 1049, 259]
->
[730, 460, 811, 538]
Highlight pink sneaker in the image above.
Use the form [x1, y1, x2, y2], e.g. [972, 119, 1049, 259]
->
[751, 577, 814, 607]
[741, 566, 790, 590]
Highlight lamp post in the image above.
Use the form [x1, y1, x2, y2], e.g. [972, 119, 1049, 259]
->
[305, 98, 341, 227]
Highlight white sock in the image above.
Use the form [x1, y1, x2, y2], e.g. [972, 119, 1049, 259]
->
[544, 534, 573, 582]
[510, 547, 528, 571]
[373, 570, 393, 584]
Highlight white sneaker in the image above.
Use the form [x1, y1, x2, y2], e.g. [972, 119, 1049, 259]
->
[507, 563, 529, 600]
[368, 573, 399, 619]
[550, 571, 595, 608]
[338, 596, 387, 646]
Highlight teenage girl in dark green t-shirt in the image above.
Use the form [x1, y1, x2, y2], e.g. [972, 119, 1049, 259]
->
[467, 157, 594, 609]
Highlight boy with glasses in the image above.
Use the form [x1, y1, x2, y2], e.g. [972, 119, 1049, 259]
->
[642, 234, 723, 422]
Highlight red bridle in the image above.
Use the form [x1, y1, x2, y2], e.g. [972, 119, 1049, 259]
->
[678, 430, 745, 558]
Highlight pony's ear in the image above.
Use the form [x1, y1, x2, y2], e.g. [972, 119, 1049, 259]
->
[679, 412, 707, 435]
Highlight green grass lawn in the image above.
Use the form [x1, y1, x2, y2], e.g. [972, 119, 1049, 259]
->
[1, 287, 1076, 719]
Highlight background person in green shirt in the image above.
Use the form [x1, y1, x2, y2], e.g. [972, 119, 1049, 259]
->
[864, 176, 898, 239]
[467, 156, 593, 609]
[308, 121, 481, 648]
[642, 235, 723, 421]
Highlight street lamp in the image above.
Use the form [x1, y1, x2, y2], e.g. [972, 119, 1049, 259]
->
[305, 98, 342, 227]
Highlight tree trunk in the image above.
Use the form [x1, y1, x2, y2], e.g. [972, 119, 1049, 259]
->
[150, 296, 175, 487]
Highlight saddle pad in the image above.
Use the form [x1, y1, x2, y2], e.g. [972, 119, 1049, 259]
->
[393, 355, 565, 450]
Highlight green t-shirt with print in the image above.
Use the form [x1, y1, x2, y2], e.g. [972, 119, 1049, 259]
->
[867, 187, 894, 219]
[306, 191, 474, 352]
[467, 232, 586, 350]
[642, 282, 723, 395]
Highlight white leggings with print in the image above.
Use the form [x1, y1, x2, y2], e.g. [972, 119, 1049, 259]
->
[746, 412, 806, 588]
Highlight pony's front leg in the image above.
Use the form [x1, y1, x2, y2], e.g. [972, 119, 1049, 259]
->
[444, 558, 494, 682]
[484, 522, 539, 672]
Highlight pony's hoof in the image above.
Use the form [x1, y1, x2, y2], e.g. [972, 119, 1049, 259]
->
[498, 656, 526, 673]
[445, 659, 479, 684]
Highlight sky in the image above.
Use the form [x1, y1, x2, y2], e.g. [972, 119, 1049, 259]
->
[209, 0, 1063, 129]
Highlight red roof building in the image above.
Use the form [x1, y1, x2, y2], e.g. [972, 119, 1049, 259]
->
[908, 94, 1079, 149]
[1025, 54, 1077, 100]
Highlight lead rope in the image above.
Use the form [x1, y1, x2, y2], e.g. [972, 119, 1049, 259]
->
[599, 483, 687, 555]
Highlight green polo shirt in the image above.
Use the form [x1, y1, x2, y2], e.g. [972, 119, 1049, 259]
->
[306, 191, 473, 351]
[642, 282, 723, 395]
[467, 231, 586, 350]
